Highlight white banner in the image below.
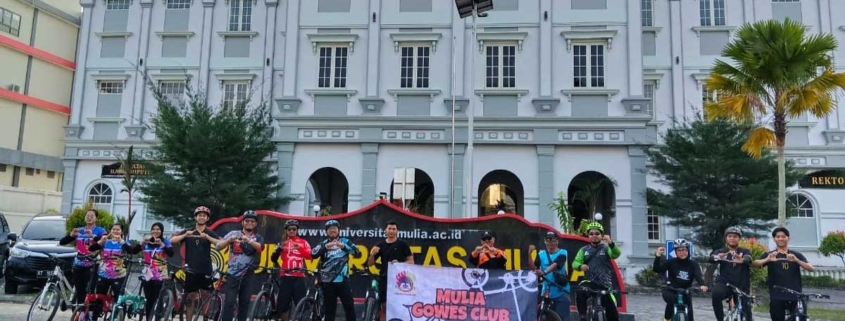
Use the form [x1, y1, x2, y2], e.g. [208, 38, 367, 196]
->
[386, 263, 539, 321]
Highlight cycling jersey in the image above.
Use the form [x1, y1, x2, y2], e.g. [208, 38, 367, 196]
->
[174, 228, 220, 275]
[141, 239, 174, 281]
[572, 243, 621, 288]
[653, 255, 704, 288]
[219, 230, 263, 277]
[312, 237, 360, 283]
[90, 239, 133, 279]
[270, 236, 312, 277]
[60, 226, 107, 267]
[708, 247, 752, 290]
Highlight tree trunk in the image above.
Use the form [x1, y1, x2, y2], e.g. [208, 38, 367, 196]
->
[777, 142, 786, 227]
[127, 190, 132, 239]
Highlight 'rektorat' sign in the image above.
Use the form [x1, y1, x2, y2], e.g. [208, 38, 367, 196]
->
[100, 162, 148, 178]
[798, 170, 845, 189]
[184, 200, 627, 312]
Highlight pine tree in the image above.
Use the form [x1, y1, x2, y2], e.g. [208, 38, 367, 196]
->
[646, 115, 803, 250]
[138, 88, 289, 227]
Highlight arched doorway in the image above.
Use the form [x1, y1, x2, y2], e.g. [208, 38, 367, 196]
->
[389, 168, 435, 216]
[568, 171, 616, 234]
[478, 170, 524, 216]
[307, 167, 349, 215]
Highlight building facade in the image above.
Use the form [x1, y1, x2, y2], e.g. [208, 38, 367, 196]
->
[63, 0, 845, 269]
[0, 0, 80, 231]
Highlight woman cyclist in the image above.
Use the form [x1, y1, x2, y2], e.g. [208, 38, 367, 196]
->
[653, 239, 708, 321]
[87, 222, 139, 321]
[138, 222, 174, 321]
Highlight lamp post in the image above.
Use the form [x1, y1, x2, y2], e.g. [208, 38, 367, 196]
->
[454, 0, 493, 218]
[312, 204, 320, 216]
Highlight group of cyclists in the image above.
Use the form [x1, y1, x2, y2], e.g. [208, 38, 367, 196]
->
[58, 206, 817, 321]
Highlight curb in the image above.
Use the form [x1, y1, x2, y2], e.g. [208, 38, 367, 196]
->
[0, 293, 34, 304]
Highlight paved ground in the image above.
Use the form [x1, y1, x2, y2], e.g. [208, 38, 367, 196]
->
[0, 278, 842, 320]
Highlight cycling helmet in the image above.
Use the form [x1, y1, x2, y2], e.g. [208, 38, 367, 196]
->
[325, 219, 340, 229]
[285, 219, 300, 228]
[586, 222, 604, 233]
[724, 226, 742, 238]
[241, 210, 258, 221]
[673, 238, 690, 249]
[194, 206, 211, 216]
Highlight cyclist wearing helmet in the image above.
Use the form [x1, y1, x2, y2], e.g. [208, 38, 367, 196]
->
[270, 219, 312, 321]
[707, 226, 752, 321]
[217, 210, 264, 321]
[572, 221, 621, 321]
[312, 219, 360, 321]
[654, 239, 708, 321]
[170, 206, 221, 321]
[752, 227, 814, 321]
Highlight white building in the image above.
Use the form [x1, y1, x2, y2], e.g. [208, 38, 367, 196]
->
[61, 0, 845, 270]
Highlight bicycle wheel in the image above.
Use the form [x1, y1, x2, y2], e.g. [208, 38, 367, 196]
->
[151, 288, 175, 321]
[27, 283, 60, 321]
[193, 294, 222, 321]
[540, 309, 562, 321]
[69, 300, 92, 321]
[672, 311, 686, 321]
[110, 305, 126, 321]
[591, 310, 606, 321]
[363, 297, 379, 321]
[291, 298, 315, 321]
[246, 291, 272, 321]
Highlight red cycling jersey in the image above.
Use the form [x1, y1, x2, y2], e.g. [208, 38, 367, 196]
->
[273, 236, 312, 277]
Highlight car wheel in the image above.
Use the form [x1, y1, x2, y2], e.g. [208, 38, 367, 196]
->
[4, 278, 17, 294]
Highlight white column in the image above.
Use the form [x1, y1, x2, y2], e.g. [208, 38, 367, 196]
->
[133, 0, 153, 124]
[742, 0, 755, 24]
[263, 0, 279, 99]
[539, 0, 552, 96]
[451, 5, 466, 97]
[669, 0, 685, 120]
[199, 0, 216, 96]
[282, 0, 301, 97]
[70, 1, 95, 124]
[365, 0, 382, 97]
[627, 0, 643, 96]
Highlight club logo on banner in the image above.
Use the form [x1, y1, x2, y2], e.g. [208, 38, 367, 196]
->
[386, 263, 538, 321]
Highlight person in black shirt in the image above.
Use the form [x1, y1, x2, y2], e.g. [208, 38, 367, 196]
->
[752, 227, 814, 321]
[169, 206, 221, 321]
[367, 221, 414, 321]
[706, 226, 752, 321]
[654, 239, 708, 321]
[469, 231, 507, 269]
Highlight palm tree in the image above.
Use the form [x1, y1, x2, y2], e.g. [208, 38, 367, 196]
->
[704, 18, 845, 227]
[117, 145, 139, 239]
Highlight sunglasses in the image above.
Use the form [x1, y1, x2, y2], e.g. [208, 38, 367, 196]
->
[481, 237, 492, 241]
[286, 227, 298, 231]
[588, 232, 602, 236]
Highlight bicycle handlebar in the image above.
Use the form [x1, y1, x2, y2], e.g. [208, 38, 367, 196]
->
[725, 283, 759, 303]
[577, 285, 627, 296]
[660, 285, 701, 294]
[773, 286, 831, 300]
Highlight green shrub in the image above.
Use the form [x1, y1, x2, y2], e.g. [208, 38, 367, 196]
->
[802, 275, 845, 289]
[818, 231, 845, 266]
[66, 201, 115, 234]
[740, 237, 769, 289]
[635, 266, 663, 287]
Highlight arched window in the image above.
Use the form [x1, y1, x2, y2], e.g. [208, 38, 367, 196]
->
[787, 193, 814, 218]
[87, 183, 114, 206]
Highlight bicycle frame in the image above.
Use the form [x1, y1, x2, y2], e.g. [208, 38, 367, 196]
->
[578, 284, 625, 321]
[724, 283, 757, 321]
[773, 285, 831, 321]
[661, 286, 698, 321]
[46, 257, 75, 309]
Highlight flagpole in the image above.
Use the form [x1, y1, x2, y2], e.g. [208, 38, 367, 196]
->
[463, 6, 477, 218]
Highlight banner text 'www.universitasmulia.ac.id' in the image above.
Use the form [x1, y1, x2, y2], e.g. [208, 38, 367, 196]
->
[299, 227, 463, 240]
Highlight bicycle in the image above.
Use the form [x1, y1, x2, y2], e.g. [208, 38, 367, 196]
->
[535, 274, 566, 321]
[351, 268, 381, 321]
[109, 258, 147, 321]
[773, 285, 831, 321]
[26, 253, 79, 321]
[289, 269, 324, 321]
[724, 283, 759, 321]
[577, 283, 627, 321]
[192, 268, 249, 321]
[246, 267, 308, 321]
[660, 285, 701, 321]
[71, 255, 124, 321]
[148, 258, 198, 321]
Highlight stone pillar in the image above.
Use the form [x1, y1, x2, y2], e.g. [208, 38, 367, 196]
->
[449, 144, 466, 218]
[262, 0, 279, 99]
[537, 145, 555, 226]
[628, 146, 649, 257]
[199, 0, 216, 96]
[276, 143, 294, 212]
[626, 0, 643, 96]
[361, 143, 379, 205]
[60, 155, 78, 215]
[66, 1, 95, 137]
